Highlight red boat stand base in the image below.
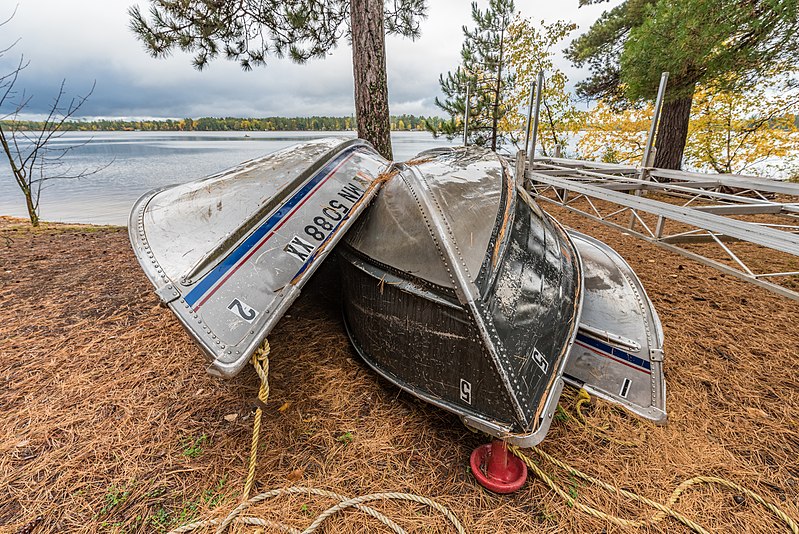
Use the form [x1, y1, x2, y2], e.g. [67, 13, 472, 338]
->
[470, 439, 528, 493]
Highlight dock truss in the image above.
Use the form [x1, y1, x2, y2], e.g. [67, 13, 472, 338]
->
[524, 157, 799, 301]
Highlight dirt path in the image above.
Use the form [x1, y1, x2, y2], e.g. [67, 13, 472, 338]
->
[1, 215, 797, 533]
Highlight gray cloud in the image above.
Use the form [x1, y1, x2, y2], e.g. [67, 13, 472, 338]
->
[0, 0, 619, 119]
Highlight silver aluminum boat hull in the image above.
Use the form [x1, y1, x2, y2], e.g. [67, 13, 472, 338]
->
[564, 231, 666, 424]
[129, 138, 389, 377]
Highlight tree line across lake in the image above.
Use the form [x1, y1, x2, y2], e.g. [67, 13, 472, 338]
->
[5, 115, 447, 133]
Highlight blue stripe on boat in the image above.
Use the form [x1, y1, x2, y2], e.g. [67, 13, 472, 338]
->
[184, 146, 358, 307]
[575, 332, 651, 372]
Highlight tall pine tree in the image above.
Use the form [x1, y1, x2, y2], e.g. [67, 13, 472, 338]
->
[567, 0, 799, 170]
[433, 0, 515, 150]
[129, 0, 428, 159]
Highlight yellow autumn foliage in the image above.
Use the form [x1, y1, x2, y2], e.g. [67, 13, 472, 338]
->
[578, 74, 798, 173]
[577, 101, 655, 164]
[685, 80, 799, 174]
[504, 17, 579, 156]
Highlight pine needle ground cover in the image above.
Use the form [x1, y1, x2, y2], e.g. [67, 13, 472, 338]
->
[1, 214, 797, 533]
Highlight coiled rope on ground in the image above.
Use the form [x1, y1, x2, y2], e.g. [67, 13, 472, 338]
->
[509, 445, 798, 534]
[510, 390, 798, 534]
[171, 339, 798, 534]
[169, 340, 466, 534]
[169, 486, 467, 534]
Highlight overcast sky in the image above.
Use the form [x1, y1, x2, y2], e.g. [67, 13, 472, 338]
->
[0, 1, 619, 119]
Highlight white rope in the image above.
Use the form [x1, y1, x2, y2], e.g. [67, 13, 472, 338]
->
[167, 486, 467, 534]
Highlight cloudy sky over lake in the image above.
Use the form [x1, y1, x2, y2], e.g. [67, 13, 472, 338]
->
[1, 1, 620, 119]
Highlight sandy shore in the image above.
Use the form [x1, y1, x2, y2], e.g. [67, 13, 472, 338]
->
[1, 214, 797, 533]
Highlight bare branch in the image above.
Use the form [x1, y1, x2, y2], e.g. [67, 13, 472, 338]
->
[0, 4, 19, 27]
[0, 55, 27, 110]
[1, 14, 106, 227]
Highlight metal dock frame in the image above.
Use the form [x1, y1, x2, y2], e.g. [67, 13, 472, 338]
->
[525, 158, 799, 300]
[518, 70, 799, 301]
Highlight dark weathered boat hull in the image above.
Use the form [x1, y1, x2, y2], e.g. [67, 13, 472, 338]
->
[340, 147, 583, 445]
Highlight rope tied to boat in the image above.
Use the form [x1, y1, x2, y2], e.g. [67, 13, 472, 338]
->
[504, 389, 799, 534]
[568, 388, 640, 447]
[169, 338, 466, 534]
[243, 340, 270, 499]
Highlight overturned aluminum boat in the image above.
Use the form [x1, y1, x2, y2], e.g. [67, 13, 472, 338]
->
[129, 138, 665, 447]
[339, 146, 665, 446]
[129, 138, 390, 377]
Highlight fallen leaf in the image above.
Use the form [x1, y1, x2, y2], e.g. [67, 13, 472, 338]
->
[278, 402, 291, 413]
[746, 407, 769, 419]
[223, 413, 238, 422]
[287, 468, 305, 481]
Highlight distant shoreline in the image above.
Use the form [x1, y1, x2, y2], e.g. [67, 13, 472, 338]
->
[1, 115, 446, 133]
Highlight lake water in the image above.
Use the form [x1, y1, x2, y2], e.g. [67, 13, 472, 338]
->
[0, 131, 459, 225]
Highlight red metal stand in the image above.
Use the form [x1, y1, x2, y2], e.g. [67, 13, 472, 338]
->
[470, 439, 528, 493]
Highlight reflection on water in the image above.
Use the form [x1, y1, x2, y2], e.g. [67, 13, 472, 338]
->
[0, 130, 458, 225]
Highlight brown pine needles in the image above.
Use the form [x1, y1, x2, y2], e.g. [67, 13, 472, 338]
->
[0, 214, 797, 533]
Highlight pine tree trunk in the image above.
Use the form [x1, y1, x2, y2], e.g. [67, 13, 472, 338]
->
[351, 0, 393, 160]
[490, 25, 506, 152]
[653, 95, 693, 170]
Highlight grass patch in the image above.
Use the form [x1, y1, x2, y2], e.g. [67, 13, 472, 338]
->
[335, 431, 354, 445]
[181, 434, 208, 458]
[146, 475, 231, 532]
[97, 484, 132, 517]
